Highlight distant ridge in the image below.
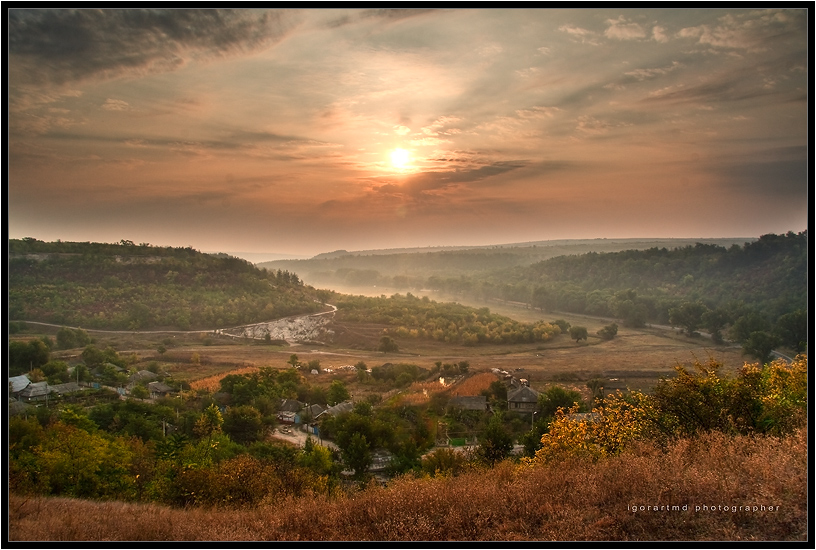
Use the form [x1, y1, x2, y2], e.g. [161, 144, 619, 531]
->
[306, 237, 757, 259]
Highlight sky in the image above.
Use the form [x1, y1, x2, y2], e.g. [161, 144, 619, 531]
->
[7, 8, 809, 259]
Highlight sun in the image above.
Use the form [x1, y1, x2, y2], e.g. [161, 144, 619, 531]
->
[390, 148, 410, 169]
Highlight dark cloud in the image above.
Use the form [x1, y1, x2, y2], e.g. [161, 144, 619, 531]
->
[324, 8, 437, 28]
[8, 8, 298, 85]
[401, 161, 527, 196]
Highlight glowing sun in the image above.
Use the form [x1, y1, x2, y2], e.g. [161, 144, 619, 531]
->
[390, 148, 410, 169]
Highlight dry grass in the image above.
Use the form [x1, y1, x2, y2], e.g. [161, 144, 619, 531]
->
[189, 365, 260, 392]
[450, 372, 501, 397]
[10, 427, 806, 542]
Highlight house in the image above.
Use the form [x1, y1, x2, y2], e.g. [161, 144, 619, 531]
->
[147, 381, 175, 399]
[8, 374, 31, 398]
[49, 382, 83, 397]
[448, 395, 488, 411]
[18, 381, 51, 403]
[507, 385, 540, 412]
[315, 400, 354, 420]
[277, 411, 300, 424]
[279, 398, 303, 413]
[128, 370, 158, 384]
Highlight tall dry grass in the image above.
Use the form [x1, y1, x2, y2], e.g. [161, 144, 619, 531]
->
[9, 427, 806, 541]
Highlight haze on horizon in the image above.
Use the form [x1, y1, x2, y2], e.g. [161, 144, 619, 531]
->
[7, 8, 808, 258]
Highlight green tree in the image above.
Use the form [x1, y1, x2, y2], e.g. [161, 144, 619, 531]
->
[539, 385, 586, 418]
[597, 323, 618, 340]
[730, 311, 770, 343]
[223, 405, 265, 445]
[743, 331, 781, 365]
[378, 335, 399, 353]
[702, 308, 731, 345]
[342, 432, 372, 479]
[478, 413, 513, 466]
[668, 301, 709, 335]
[9, 339, 51, 375]
[130, 385, 150, 399]
[569, 326, 588, 343]
[774, 309, 807, 353]
[287, 354, 300, 369]
[327, 380, 351, 406]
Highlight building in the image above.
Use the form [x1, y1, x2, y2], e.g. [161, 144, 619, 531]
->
[8, 375, 31, 399]
[18, 381, 50, 403]
[147, 381, 175, 399]
[507, 385, 540, 412]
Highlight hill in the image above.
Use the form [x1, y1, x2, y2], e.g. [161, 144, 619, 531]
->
[258, 237, 757, 284]
[8, 238, 325, 331]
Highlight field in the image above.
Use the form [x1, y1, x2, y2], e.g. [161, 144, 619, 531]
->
[31, 297, 752, 405]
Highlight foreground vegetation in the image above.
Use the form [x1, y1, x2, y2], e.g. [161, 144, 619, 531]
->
[9, 354, 806, 537]
[10, 425, 807, 541]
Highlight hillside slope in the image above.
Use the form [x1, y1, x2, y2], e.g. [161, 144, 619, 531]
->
[8, 239, 324, 330]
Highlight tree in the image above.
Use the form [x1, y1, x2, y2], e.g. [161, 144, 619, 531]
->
[668, 301, 709, 335]
[743, 331, 781, 365]
[586, 378, 605, 408]
[327, 380, 351, 406]
[729, 311, 770, 343]
[702, 308, 731, 345]
[597, 323, 618, 340]
[478, 413, 513, 466]
[774, 310, 807, 353]
[551, 319, 571, 334]
[569, 326, 588, 343]
[287, 354, 300, 369]
[223, 405, 265, 445]
[539, 385, 586, 418]
[378, 336, 399, 354]
[193, 404, 224, 439]
[9, 339, 51, 375]
[130, 385, 150, 399]
[342, 432, 372, 479]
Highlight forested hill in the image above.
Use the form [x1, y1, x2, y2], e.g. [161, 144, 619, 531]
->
[258, 237, 755, 288]
[8, 239, 324, 330]
[517, 231, 808, 318]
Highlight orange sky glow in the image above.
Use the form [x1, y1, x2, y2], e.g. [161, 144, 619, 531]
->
[7, 8, 808, 259]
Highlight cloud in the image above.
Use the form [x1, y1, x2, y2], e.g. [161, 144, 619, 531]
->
[652, 25, 669, 43]
[604, 16, 646, 40]
[101, 98, 131, 111]
[677, 9, 806, 52]
[8, 8, 299, 86]
[624, 61, 681, 81]
[558, 24, 600, 46]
